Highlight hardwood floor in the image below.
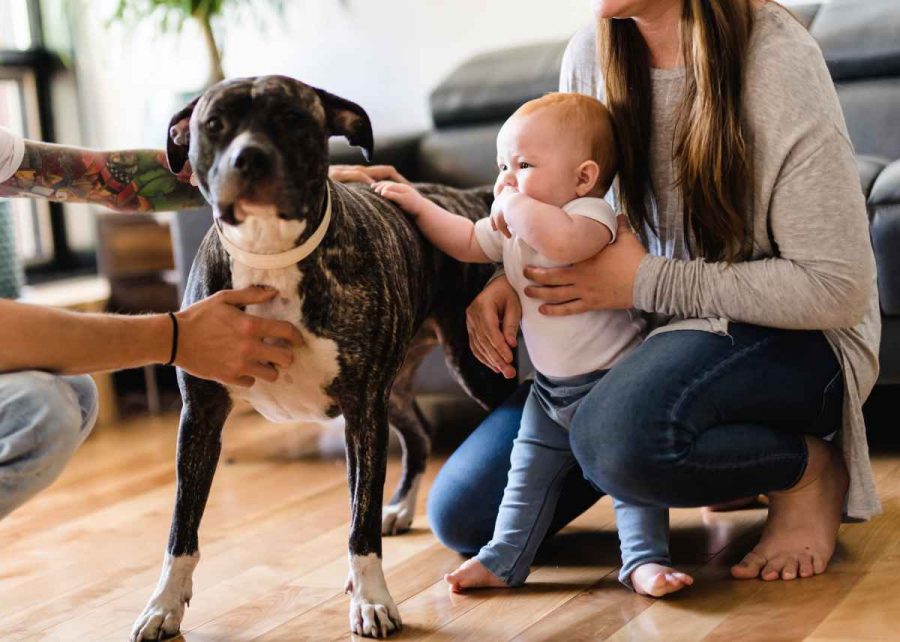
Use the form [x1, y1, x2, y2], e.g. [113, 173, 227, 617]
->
[2, 409, 898, 641]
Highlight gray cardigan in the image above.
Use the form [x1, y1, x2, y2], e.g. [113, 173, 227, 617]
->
[560, 3, 881, 519]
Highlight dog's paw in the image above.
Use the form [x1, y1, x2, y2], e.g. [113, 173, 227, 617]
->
[381, 501, 414, 536]
[348, 593, 402, 638]
[131, 553, 198, 641]
[129, 595, 186, 641]
[346, 554, 402, 638]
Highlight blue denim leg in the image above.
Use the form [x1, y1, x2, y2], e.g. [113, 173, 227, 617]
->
[614, 498, 671, 587]
[474, 388, 578, 586]
[0, 371, 98, 519]
[569, 324, 844, 508]
[427, 381, 602, 555]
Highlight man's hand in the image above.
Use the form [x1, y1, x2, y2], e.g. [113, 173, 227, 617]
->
[329, 164, 410, 186]
[372, 181, 428, 217]
[175, 287, 305, 388]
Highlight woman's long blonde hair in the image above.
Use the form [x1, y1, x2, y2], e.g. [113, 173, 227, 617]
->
[598, 0, 755, 262]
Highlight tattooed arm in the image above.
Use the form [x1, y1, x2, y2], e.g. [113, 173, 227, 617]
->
[0, 140, 205, 212]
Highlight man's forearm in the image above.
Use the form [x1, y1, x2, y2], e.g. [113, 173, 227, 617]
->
[0, 300, 170, 374]
[0, 141, 206, 212]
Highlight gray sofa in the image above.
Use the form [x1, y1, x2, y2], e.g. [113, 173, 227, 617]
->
[172, 0, 900, 410]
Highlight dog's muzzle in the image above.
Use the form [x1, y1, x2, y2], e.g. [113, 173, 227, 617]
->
[214, 183, 333, 270]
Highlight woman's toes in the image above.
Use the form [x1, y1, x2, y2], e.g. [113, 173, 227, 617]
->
[731, 550, 767, 579]
[798, 555, 814, 578]
[780, 557, 800, 580]
[761, 555, 788, 581]
[813, 554, 828, 575]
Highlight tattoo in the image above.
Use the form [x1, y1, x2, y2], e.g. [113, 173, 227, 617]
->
[0, 142, 206, 212]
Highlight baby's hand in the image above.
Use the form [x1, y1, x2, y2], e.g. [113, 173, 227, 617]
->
[490, 209, 511, 239]
[490, 187, 518, 238]
[373, 181, 426, 217]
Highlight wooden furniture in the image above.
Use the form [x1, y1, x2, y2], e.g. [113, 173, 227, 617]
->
[95, 212, 180, 413]
[18, 275, 117, 427]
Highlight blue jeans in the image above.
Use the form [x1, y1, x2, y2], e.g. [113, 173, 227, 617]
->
[428, 324, 844, 569]
[0, 371, 98, 519]
[474, 376, 670, 587]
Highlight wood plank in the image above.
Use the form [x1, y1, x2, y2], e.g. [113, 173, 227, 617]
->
[2, 411, 900, 640]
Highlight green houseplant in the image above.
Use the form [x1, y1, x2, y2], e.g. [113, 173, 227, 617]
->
[113, 0, 285, 87]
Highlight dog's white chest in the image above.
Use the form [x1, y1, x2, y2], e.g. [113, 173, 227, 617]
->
[223, 218, 341, 423]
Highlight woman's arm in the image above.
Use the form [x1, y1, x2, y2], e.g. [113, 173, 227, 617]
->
[633, 128, 874, 329]
[502, 192, 612, 263]
[525, 129, 875, 329]
[0, 140, 205, 212]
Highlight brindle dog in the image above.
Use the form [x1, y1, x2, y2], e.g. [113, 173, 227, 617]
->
[129, 76, 515, 640]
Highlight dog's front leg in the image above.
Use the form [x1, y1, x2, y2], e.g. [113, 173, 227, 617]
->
[343, 399, 402, 638]
[131, 375, 231, 642]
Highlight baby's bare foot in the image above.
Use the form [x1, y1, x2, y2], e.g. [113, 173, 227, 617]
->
[444, 558, 508, 593]
[731, 437, 848, 582]
[630, 563, 694, 597]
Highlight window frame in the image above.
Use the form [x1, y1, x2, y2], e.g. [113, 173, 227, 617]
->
[1, 0, 95, 283]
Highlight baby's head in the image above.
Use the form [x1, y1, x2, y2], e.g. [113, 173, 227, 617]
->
[494, 93, 618, 207]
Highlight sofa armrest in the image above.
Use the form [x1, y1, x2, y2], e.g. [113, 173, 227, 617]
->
[869, 158, 900, 316]
[328, 132, 425, 182]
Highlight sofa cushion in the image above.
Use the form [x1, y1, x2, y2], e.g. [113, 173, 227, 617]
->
[869, 160, 900, 316]
[788, 3, 822, 30]
[418, 123, 502, 187]
[430, 41, 567, 129]
[835, 78, 900, 160]
[811, 0, 900, 81]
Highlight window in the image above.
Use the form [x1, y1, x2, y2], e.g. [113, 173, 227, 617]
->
[1, 69, 53, 264]
[1, 0, 86, 280]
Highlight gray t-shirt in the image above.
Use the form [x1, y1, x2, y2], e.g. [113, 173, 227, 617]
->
[560, 2, 881, 519]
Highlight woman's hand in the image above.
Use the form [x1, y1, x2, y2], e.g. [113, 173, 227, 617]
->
[523, 216, 647, 315]
[372, 181, 427, 216]
[466, 275, 521, 379]
[328, 164, 410, 185]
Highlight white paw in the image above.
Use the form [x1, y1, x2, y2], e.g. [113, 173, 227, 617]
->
[131, 553, 198, 641]
[381, 501, 414, 536]
[348, 593, 402, 638]
[346, 553, 402, 638]
[130, 594, 187, 641]
[381, 474, 421, 536]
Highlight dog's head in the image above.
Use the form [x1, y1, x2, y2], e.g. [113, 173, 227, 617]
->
[166, 76, 373, 226]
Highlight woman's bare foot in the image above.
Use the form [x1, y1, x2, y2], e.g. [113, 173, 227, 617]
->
[630, 563, 694, 597]
[731, 436, 848, 582]
[444, 558, 508, 593]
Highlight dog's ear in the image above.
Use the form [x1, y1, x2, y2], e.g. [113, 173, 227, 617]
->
[166, 96, 200, 174]
[314, 88, 374, 163]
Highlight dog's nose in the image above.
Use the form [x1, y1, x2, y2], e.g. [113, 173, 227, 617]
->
[231, 145, 271, 178]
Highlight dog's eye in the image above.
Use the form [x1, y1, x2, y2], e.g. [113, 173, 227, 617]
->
[205, 117, 224, 134]
[283, 111, 308, 129]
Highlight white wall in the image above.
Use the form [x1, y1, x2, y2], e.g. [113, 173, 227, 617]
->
[70, 0, 594, 150]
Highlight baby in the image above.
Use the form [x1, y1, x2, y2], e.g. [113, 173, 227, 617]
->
[374, 93, 693, 597]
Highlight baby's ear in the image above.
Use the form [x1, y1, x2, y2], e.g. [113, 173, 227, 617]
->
[575, 160, 601, 197]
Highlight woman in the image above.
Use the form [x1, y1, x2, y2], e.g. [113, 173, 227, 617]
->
[418, 0, 880, 584]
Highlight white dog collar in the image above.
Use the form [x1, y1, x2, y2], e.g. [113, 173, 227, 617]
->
[214, 184, 332, 270]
